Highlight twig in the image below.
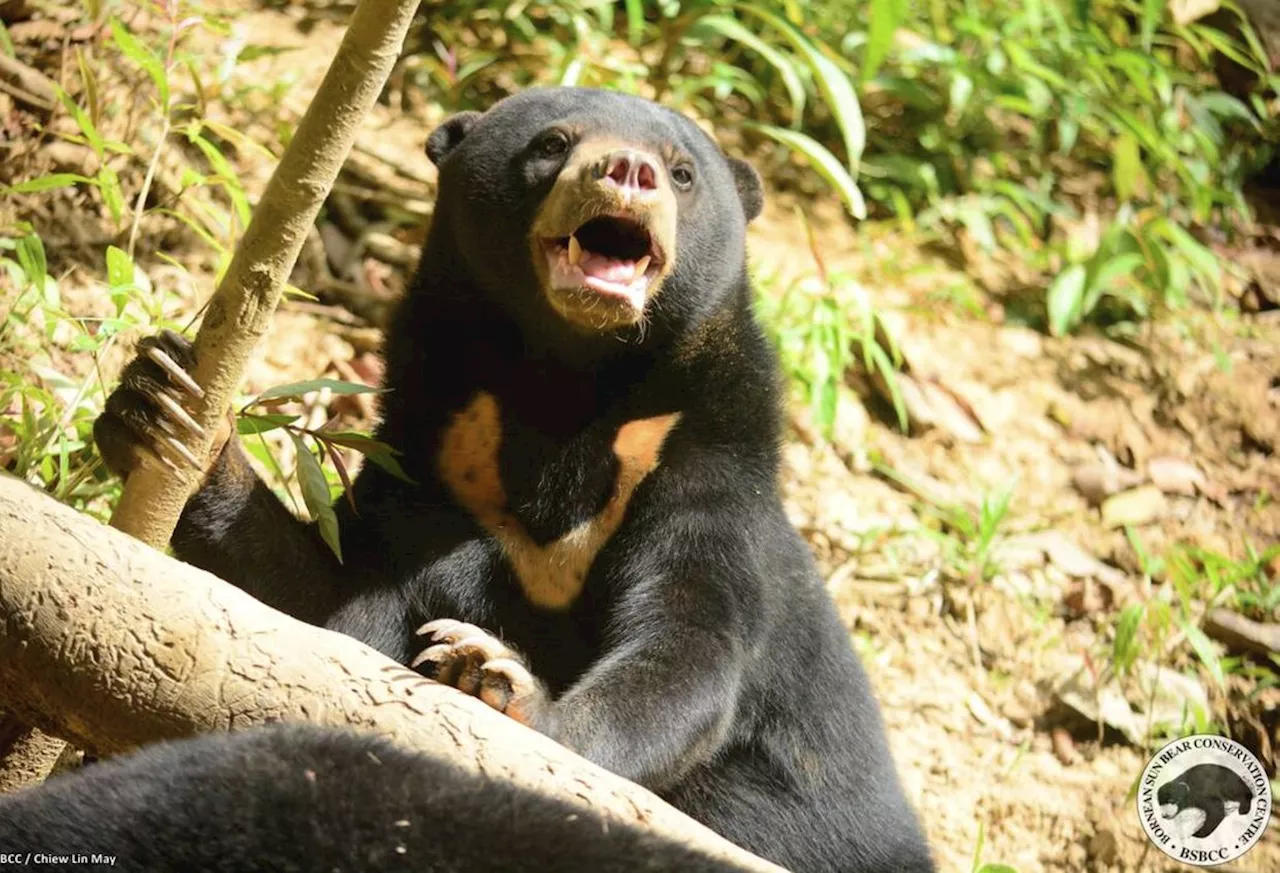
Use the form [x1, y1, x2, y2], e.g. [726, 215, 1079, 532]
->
[126, 115, 170, 259]
[0, 54, 56, 111]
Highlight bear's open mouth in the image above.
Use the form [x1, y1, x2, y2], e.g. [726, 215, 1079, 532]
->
[541, 215, 664, 309]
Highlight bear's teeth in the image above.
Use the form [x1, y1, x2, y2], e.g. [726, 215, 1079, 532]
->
[568, 235, 582, 266]
[634, 255, 651, 275]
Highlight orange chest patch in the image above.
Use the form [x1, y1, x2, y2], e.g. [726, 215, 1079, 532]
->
[437, 391, 680, 610]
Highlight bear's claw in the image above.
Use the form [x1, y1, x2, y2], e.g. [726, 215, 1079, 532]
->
[95, 329, 210, 477]
[413, 620, 546, 726]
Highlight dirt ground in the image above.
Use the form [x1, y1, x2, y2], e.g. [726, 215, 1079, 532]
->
[3, 4, 1278, 871]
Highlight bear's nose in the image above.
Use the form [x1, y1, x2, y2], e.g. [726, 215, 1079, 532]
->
[599, 149, 660, 197]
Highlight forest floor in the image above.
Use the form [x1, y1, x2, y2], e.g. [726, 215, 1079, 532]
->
[2, 4, 1278, 872]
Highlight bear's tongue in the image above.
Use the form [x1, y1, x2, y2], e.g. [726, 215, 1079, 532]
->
[577, 250, 647, 284]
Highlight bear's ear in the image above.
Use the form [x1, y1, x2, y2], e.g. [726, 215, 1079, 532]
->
[426, 111, 482, 166]
[727, 157, 763, 223]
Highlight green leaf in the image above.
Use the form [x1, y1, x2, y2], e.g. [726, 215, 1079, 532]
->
[747, 123, 866, 219]
[236, 412, 298, 435]
[737, 4, 865, 169]
[692, 15, 806, 127]
[9, 173, 93, 194]
[1113, 603, 1146, 674]
[866, 341, 908, 431]
[105, 245, 132, 289]
[975, 866, 1021, 873]
[1112, 134, 1143, 202]
[949, 72, 974, 115]
[1196, 91, 1258, 127]
[1184, 623, 1225, 691]
[955, 202, 995, 251]
[97, 165, 124, 223]
[317, 431, 396, 452]
[291, 433, 341, 563]
[253, 378, 382, 403]
[15, 233, 47, 296]
[862, 0, 903, 83]
[1155, 220, 1220, 283]
[324, 431, 414, 483]
[56, 87, 104, 156]
[110, 18, 169, 109]
[77, 47, 100, 129]
[624, 0, 645, 45]
[187, 131, 250, 229]
[1085, 253, 1144, 310]
[1047, 264, 1087, 336]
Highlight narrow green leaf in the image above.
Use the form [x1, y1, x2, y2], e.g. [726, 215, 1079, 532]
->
[291, 433, 342, 562]
[1113, 603, 1145, 674]
[1155, 220, 1220, 283]
[15, 233, 47, 296]
[8, 174, 94, 194]
[624, 0, 645, 45]
[1112, 134, 1142, 201]
[737, 4, 865, 168]
[693, 15, 806, 126]
[97, 165, 124, 223]
[110, 18, 169, 109]
[56, 88, 104, 156]
[1047, 264, 1087, 336]
[747, 123, 866, 218]
[254, 378, 382, 403]
[862, 0, 902, 82]
[319, 432, 415, 482]
[1184, 623, 1225, 690]
[1140, 0, 1163, 51]
[77, 47, 100, 128]
[866, 341, 908, 431]
[236, 412, 298, 435]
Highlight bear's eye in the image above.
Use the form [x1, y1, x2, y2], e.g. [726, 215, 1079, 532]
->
[537, 130, 571, 158]
[671, 164, 695, 190]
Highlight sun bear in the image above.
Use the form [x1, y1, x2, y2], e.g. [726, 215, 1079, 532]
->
[94, 87, 933, 872]
[0, 724, 746, 872]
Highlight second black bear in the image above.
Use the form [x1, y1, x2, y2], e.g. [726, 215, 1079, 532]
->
[0, 724, 746, 872]
[95, 87, 933, 872]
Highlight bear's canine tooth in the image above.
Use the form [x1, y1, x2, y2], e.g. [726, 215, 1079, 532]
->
[634, 255, 651, 276]
[568, 235, 582, 266]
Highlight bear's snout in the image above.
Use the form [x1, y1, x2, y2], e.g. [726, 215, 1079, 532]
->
[596, 149, 662, 201]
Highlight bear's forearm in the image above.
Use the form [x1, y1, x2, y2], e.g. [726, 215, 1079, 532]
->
[173, 441, 344, 624]
[546, 635, 744, 791]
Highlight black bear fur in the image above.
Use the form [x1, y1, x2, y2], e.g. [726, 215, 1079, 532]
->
[93, 87, 933, 872]
[0, 724, 747, 872]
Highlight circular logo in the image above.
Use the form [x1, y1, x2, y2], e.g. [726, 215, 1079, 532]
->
[1137, 734, 1272, 867]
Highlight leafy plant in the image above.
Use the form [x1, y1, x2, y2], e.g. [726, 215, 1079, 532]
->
[235, 379, 411, 561]
[1047, 207, 1225, 335]
[756, 212, 906, 438]
[417, 1, 872, 216]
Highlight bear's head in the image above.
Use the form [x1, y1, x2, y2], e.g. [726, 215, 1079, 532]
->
[424, 88, 762, 347]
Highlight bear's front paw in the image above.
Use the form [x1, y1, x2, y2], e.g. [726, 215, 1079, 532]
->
[412, 619, 547, 728]
[93, 329, 233, 479]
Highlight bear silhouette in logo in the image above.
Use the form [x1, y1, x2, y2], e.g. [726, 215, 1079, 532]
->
[1157, 763, 1254, 839]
